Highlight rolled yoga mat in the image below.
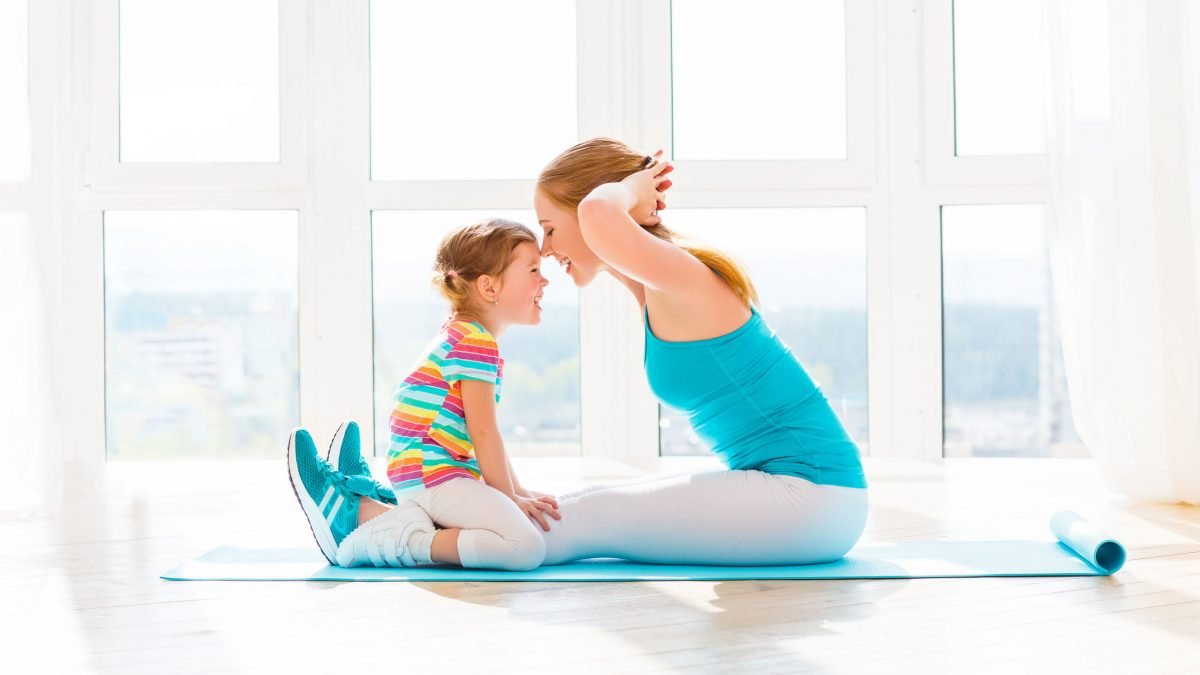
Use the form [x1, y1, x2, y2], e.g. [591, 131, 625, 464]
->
[162, 510, 1126, 582]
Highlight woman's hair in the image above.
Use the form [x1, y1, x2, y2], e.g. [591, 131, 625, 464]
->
[537, 137, 759, 307]
[433, 218, 538, 314]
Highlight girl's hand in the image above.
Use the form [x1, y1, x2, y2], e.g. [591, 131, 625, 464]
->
[619, 149, 674, 227]
[515, 495, 561, 532]
[521, 488, 559, 509]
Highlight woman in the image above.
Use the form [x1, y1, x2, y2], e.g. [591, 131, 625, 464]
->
[532, 137, 868, 565]
[293, 138, 868, 570]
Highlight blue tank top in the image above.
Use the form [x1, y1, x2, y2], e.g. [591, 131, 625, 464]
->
[645, 306, 867, 489]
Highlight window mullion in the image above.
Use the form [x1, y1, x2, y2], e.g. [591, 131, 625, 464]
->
[574, 0, 663, 468]
[302, 0, 374, 450]
[873, 0, 945, 459]
[30, 0, 106, 463]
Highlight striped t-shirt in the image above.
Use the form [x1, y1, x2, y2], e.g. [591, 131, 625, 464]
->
[385, 320, 503, 494]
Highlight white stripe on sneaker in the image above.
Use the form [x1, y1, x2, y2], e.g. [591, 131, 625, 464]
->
[317, 486, 334, 513]
[325, 494, 345, 524]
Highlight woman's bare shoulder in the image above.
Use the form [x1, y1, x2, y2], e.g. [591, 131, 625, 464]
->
[643, 281, 751, 342]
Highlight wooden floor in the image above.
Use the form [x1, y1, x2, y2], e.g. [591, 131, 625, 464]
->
[3, 457, 1198, 674]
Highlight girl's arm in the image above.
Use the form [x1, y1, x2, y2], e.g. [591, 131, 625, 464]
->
[460, 379, 561, 529]
[460, 379, 517, 498]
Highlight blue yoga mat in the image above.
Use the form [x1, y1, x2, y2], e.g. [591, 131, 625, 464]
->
[162, 511, 1126, 582]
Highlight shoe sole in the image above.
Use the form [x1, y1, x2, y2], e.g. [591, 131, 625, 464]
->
[286, 429, 339, 565]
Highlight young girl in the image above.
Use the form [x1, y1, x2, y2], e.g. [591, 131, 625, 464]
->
[286, 218, 560, 570]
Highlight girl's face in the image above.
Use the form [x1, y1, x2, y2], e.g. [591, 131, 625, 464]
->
[534, 190, 605, 287]
[494, 241, 549, 326]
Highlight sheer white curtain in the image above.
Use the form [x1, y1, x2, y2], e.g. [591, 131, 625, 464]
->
[1044, 0, 1200, 503]
[0, 215, 62, 518]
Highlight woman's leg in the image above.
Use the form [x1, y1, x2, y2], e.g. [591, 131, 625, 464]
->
[540, 470, 868, 566]
[412, 478, 546, 571]
[553, 468, 697, 501]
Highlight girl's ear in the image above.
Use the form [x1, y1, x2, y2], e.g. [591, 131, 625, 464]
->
[475, 274, 499, 303]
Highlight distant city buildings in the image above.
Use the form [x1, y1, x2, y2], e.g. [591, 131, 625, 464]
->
[106, 291, 297, 459]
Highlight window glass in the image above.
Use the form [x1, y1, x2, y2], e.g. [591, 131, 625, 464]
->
[942, 204, 1082, 457]
[119, 0, 279, 162]
[952, 0, 1045, 156]
[672, 0, 847, 160]
[370, 0, 576, 180]
[104, 211, 299, 458]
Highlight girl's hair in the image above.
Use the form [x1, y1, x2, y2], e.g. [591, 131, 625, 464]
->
[536, 137, 759, 307]
[433, 218, 538, 314]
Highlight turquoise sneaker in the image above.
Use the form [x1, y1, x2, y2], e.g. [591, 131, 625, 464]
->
[327, 420, 397, 505]
[287, 428, 370, 565]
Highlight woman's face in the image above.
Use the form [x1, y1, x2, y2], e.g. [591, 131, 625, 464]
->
[534, 190, 605, 287]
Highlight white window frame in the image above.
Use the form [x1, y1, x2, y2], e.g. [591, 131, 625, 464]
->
[30, 0, 1050, 465]
[921, 0, 1048, 186]
[86, 0, 310, 192]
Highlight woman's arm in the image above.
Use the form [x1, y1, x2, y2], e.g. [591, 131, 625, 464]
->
[576, 162, 707, 294]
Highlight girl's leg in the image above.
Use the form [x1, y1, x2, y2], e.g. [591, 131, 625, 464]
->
[540, 470, 868, 566]
[356, 496, 461, 564]
[360, 470, 714, 566]
[357, 496, 392, 525]
[335, 498, 436, 567]
[413, 478, 546, 571]
[342, 481, 542, 569]
[429, 528, 462, 565]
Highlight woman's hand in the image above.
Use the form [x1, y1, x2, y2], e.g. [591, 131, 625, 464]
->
[514, 495, 561, 532]
[619, 149, 674, 227]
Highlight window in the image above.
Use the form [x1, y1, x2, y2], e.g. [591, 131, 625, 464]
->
[952, 0, 1045, 156]
[104, 211, 299, 458]
[657, 208, 868, 455]
[370, 0, 576, 180]
[51, 1, 1068, 463]
[941, 204, 1082, 457]
[671, 0, 847, 160]
[119, 0, 280, 162]
[372, 211, 580, 457]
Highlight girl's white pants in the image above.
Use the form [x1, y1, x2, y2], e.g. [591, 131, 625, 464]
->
[406, 477, 546, 571]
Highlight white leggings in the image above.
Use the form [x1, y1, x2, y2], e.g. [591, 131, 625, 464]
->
[539, 470, 869, 566]
[406, 478, 545, 571]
